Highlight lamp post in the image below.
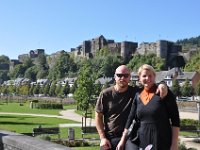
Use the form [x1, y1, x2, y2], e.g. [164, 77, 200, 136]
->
[197, 99, 200, 124]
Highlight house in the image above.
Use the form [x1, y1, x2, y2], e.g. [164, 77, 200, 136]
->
[131, 67, 200, 90]
[3, 78, 31, 86]
[36, 79, 50, 86]
[57, 77, 77, 87]
[95, 77, 114, 86]
[156, 68, 200, 90]
[176, 71, 200, 89]
[3, 80, 15, 86]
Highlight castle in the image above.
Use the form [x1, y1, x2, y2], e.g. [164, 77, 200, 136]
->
[18, 49, 45, 63]
[137, 40, 183, 67]
[69, 35, 184, 68]
[69, 35, 138, 60]
[10, 35, 187, 69]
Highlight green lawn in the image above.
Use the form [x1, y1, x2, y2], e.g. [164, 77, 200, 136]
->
[0, 101, 100, 149]
[72, 146, 100, 150]
[0, 102, 77, 115]
[0, 114, 78, 135]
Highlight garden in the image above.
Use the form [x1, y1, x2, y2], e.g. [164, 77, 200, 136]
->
[0, 100, 100, 150]
[0, 99, 200, 150]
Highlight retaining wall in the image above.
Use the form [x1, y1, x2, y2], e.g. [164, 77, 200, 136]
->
[0, 130, 71, 150]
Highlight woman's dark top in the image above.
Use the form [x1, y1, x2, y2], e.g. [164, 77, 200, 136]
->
[125, 87, 180, 150]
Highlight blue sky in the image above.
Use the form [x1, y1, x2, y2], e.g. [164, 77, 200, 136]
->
[0, 0, 200, 59]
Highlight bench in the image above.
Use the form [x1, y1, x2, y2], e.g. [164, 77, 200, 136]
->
[180, 125, 200, 137]
[32, 127, 60, 139]
[81, 126, 97, 139]
[81, 112, 98, 139]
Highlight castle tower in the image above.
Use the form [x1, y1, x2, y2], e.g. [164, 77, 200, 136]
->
[121, 41, 138, 59]
[156, 40, 168, 59]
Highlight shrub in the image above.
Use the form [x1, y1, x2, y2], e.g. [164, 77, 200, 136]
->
[37, 103, 63, 109]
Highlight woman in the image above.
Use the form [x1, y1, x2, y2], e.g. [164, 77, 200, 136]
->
[117, 64, 180, 150]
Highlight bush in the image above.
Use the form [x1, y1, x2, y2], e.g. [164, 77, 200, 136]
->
[39, 135, 51, 141]
[181, 119, 200, 128]
[57, 140, 90, 147]
[37, 103, 63, 109]
[193, 138, 200, 143]
[179, 142, 187, 150]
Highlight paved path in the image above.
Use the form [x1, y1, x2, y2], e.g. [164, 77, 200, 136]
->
[0, 110, 198, 127]
[0, 112, 67, 119]
[59, 109, 95, 127]
[179, 136, 200, 150]
[0, 110, 198, 125]
[179, 111, 199, 120]
[0, 109, 95, 127]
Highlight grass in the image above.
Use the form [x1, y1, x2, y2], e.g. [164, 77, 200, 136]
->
[0, 101, 99, 146]
[179, 131, 199, 137]
[0, 101, 77, 115]
[0, 113, 100, 148]
[0, 114, 78, 134]
[0, 102, 60, 115]
[72, 146, 100, 150]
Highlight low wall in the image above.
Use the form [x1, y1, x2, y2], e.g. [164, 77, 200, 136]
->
[0, 130, 71, 150]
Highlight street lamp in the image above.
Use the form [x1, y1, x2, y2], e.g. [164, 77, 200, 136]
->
[197, 100, 200, 123]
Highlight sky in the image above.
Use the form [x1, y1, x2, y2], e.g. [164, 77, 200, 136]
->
[0, 0, 200, 59]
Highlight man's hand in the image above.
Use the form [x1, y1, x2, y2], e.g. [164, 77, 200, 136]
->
[100, 138, 112, 150]
[156, 83, 168, 99]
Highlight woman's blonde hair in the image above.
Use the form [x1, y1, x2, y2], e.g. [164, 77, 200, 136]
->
[138, 64, 156, 76]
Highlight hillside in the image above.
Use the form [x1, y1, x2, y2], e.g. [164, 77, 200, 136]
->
[176, 35, 200, 52]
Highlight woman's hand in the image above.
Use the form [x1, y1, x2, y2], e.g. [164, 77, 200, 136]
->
[116, 139, 125, 150]
[157, 83, 168, 99]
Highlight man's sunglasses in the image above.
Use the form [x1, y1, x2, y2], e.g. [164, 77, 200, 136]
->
[116, 74, 129, 78]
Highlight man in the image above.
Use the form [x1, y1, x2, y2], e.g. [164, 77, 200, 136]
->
[95, 65, 168, 150]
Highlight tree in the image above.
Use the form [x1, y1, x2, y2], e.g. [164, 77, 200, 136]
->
[37, 69, 48, 79]
[55, 83, 62, 97]
[37, 54, 48, 70]
[60, 83, 70, 98]
[8, 85, 16, 95]
[19, 85, 30, 96]
[1, 85, 8, 95]
[49, 81, 56, 96]
[9, 64, 26, 79]
[195, 80, 200, 96]
[98, 54, 123, 77]
[171, 79, 181, 97]
[23, 57, 33, 69]
[33, 84, 40, 95]
[94, 81, 102, 96]
[24, 66, 37, 81]
[29, 84, 35, 96]
[127, 53, 165, 71]
[102, 81, 110, 90]
[36, 54, 49, 79]
[181, 78, 193, 97]
[0, 55, 10, 64]
[70, 80, 78, 94]
[48, 52, 77, 80]
[43, 84, 50, 96]
[0, 71, 9, 82]
[184, 51, 200, 72]
[74, 62, 95, 112]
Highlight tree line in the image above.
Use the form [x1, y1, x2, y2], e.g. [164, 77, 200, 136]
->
[1, 44, 200, 112]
